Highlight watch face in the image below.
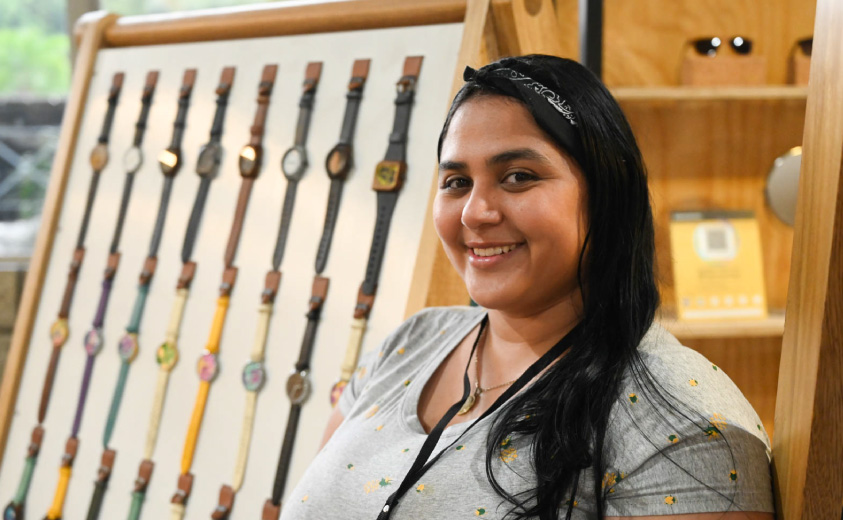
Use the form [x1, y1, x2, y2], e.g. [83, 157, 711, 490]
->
[281, 146, 308, 180]
[286, 370, 311, 405]
[123, 146, 143, 173]
[239, 145, 260, 177]
[197, 352, 219, 382]
[242, 361, 266, 392]
[90, 143, 109, 171]
[325, 144, 352, 179]
[84, 328, 104, 356]
[50, 318, 69, 348]
[158, 149, 181, 176]
[373, 161, 405, 192]
[196, 142, 222, 177]
[118, 333, 139, 362]
[156, 342, 179, 371]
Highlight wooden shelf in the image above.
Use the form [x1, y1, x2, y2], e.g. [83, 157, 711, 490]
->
[612, 86, 809, 102]
[657, 309, 786, 340]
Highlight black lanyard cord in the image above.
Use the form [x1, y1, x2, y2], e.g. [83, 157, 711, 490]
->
[378, 315, 583, 519]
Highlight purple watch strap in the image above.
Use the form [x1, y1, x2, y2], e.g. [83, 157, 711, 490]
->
[93, 278, 114, 328]
[71, 355, 96, 437]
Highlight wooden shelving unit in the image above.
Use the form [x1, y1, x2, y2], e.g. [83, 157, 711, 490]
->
[659, 309, 786, 340]
[612, 85, 808, 101]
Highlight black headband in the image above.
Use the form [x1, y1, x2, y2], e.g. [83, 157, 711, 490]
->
[463, 65, 585, 169]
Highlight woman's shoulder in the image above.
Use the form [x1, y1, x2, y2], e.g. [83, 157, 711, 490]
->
[376, 305, 485, 357]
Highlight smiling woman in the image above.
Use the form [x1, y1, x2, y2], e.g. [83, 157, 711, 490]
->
[282, 55, 775, 520]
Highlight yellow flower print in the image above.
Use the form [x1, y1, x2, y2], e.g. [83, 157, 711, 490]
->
[365, 404, 379, 418]
[602, 472, 617, 489]
[416, 484, 425, 493]
[475, 508, 487, 516]
[403, 379, 411, 386]
[665, 495, 676, 505]
[439, 329, 447, 335]
[730, 470, 738, 481]
[688, 379, 698, 387]
[378, 351, 384, 358]
[357, 366, 367, 379]
[668, 434, 679, 443]
[375, 424, 384, 431]
[301, 494, 309, 503]
[402, 448, 410, 453]
[364, 481, 379, 494]
[564, 499, 579, 508]
[397, 347, 405, 355]
[709, 413, 728, 430]
[628, 393, 638, 404]
[500, 437, 518, 463]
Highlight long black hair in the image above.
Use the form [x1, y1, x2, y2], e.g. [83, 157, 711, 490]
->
[437, 55, 660, 519]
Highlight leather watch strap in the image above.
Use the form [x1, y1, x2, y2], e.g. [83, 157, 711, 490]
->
[314, 59, 370, 274]
[249, 65, 277, 147]
[330, 56, 422, 406]
[182, 67, 236, 264]
[225, 177, 255, 268]
[4, 73, 124, 520]
[294, 62, 321, 146]
[83, 449, 115, 520]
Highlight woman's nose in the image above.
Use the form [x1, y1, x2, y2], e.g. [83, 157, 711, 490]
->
[461, 186, 503, 229]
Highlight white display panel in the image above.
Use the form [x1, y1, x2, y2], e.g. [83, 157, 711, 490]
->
[0, 22, 463, 519]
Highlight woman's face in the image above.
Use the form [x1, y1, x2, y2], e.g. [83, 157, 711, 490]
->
[434, 95, 588, 315]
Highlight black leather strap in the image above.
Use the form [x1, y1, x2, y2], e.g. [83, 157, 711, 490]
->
[147, 176, 173, 259]
[98, 75, 124, 144]
[270, 402, 302, 506]
[75, 172, 101, 250]
[339, 87, 363, 145]
[132, 73, 157, 147]
[168, 71, 195, 150]
[314, 178, 344, 274]
[181, 68, 235, 263]
[271, 179, 298, 271]
[384, 87, 415, 163]
[294, 90, 315, 147]
[295, 307, 322, 372]
[85, 480, 107, 520]
[361, 192, 398, 295]
[108, 168, 137, 254]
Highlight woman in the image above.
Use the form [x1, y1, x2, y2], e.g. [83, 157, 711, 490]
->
[281, 55, 775, 519]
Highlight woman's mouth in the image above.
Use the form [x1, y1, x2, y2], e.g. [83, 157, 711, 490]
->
[471, 243, 520, 257]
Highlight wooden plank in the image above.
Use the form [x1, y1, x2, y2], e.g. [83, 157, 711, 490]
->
[0, 11, 119, 469]
[105, 0, 467, 47]
[772, 0, 843, 516]
[659, 311, 785, 340]
[407, 0, 491, 316]
[490, 0, 565, 57]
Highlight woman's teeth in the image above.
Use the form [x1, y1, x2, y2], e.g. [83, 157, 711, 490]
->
[472, 244, 519, 257]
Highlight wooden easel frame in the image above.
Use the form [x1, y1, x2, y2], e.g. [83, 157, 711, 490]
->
[0, 0, 564, 472]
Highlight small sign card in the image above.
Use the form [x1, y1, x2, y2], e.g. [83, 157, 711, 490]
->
[669, 210, 768, 321]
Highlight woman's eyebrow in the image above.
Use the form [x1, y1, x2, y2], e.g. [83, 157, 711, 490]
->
[439, 160, 466, 172]
[488, 148, 550, 166]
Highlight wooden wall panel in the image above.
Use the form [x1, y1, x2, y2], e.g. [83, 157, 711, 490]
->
[619, 96, 805, 312]
[554, 0, 816, 87]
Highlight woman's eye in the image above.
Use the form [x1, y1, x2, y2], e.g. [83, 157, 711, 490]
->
[442, 176, 471, 190]
[502, 171, 538, 184]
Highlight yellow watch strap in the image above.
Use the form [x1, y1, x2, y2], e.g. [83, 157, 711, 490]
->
[205, 295, 230, 354]
[340, 317, 368, 382]
[181, 381, 210, 474]
[46, 466, 71, 519]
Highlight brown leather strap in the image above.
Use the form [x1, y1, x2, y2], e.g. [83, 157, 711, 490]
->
[261, 499, 281, 520]
[27, 425, 44, 457]
[133, 459, 155, 492]
[177, 261, 196, 289]
[142, 71, 159, 97]
[139, 256, 157, 285]
[170, 472, 194, 505]
[303, 62, 322, 93]
[211, 485, 235, 520]
[179, 69, 197, 98]
[104, 252, 121, 280]
[310, 276, 330, 312]
[95, 449, 116, 483]
[61, 437, 79, 468]
[262, 271, 282, 304]
[350, 59, 371, 90]
[58, 247, 85, 318]
[109, 73, 125, 98]
[219, 267, 238, 297]
[223, 177, 255, 268]
[353, 284, 376, 319]
[216, 67, 236, 95]
[38, 346, 61, 422]
[402, 55, 424, 79]
[249, 64, 278, 147]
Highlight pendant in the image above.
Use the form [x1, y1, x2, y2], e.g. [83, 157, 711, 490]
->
[457, 388, 479, 415]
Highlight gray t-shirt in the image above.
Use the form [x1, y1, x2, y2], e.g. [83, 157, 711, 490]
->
[281, 306, 774, 519]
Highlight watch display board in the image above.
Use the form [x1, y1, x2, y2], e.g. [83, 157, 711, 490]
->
[0, 1, 567, 519]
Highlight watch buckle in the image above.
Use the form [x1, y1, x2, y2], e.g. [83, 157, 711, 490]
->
[397, 76, 416, 93]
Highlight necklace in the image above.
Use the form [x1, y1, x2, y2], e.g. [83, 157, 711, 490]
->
[457, 325, 517, 415]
